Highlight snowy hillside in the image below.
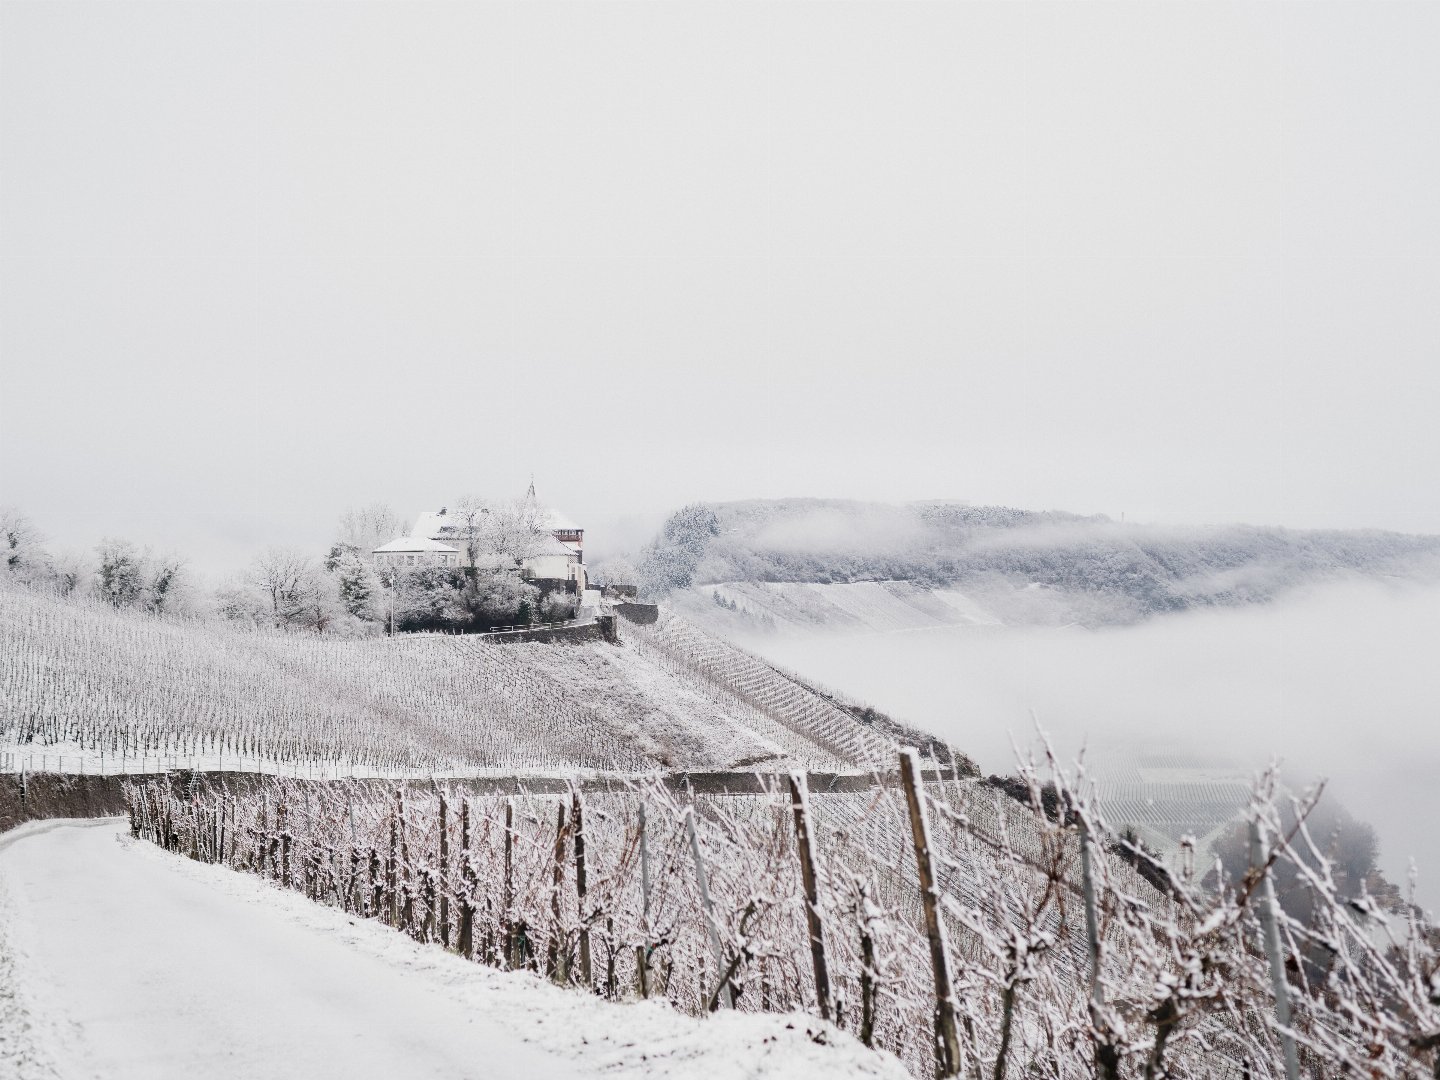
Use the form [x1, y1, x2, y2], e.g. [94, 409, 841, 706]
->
[672, 580, 1008, 636]
[637, 498, 1440, 627]
[0, 582, 874, 775]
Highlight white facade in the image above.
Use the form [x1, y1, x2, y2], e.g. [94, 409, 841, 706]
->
[409, 496, 586, 591]
[371, 537, 461, 569]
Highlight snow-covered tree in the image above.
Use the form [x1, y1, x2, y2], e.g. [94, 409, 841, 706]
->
[246, 547, 315, 629]
[538, 590, 576, 622]
[593, 557, 640, 590]
[335, 503, 404, 558]
[95, 539, 145, 608]
[0, 507, 48, 582]
[328, 548, 379, 620]
[212, 577, 270, 625]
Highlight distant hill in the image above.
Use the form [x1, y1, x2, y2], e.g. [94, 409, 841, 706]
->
[637, 498, 1440, 627]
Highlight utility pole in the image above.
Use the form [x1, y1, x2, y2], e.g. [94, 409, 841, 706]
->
[386, 568, 396, 637]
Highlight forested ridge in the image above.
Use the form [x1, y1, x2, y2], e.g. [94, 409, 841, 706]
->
[638, 498, 1440, 623]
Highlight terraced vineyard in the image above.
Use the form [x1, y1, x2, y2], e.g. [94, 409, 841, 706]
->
[1091, 750, 1254, 861]
[0, 583, 878, 776]
[627, 614, 895, 768]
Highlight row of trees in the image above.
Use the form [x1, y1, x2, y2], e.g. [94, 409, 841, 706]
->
[3, 494, 649, 636]
[2, 501, 570, 636]
[3, 507, 193, 615]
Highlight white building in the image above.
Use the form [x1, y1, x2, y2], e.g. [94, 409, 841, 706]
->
[400, 485, 587, 594]
[371, 536, 461, 569]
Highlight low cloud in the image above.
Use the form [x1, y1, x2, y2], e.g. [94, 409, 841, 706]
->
[746, 578, 1440, 910]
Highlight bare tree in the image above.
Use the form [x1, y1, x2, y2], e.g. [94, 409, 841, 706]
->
[593, 558, 639, 590]
[246, 547, 314, 628]
[451, 494, 492, 567]
[336, 503, 405, 557]
[482, 499, 550, 566]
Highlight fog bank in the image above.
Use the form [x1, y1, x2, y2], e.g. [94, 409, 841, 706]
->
[743, 579, 1440, 911]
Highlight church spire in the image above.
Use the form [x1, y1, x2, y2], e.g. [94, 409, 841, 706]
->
[525, 474, 537, 503]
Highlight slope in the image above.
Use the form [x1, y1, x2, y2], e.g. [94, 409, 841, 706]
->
[0, 583, 869, 775]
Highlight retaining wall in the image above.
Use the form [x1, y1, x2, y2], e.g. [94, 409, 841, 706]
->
[0, 773, 134, 833]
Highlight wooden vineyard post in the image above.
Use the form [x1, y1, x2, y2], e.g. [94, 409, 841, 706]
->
[572, 791, 593, 988]
[685, 803, 732, 1010]
[258, 796, 270, 877]
[278, 801, 291, 889]
[438, 791, 450, 948]
[457, 798, 475, 960]
[397, 790, 413, 934]
[503, 799, 515, 968]
[547, 801, 569, 982]
[1249, 818, 1301, 1080]
[1080, 816, 1120, 1080]
[787, 772, 832, 1022]
[857, 878, 877, 1048]
[637, 801, 652, 999]
[387, 798, 399, 926]
[899, 748, 962, 1079]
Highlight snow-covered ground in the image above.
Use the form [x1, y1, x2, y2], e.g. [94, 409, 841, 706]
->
[0, 819, 905, 1080]
[685, 581, 1006, 635]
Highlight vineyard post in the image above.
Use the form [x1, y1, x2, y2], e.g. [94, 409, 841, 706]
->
[398, 790, 415, 935]
[685, 803, 732, 1010]
[637, 800, 651, 999]
[899, 748, 962, 1079]
[572, 790, 593, 988]
[347, 800, 359, 912]
[258, 795, 270, 876]
[787, 772, 833, 1022]
[439, 791, 450, 948]
[1080, 815, 1120, 1080]
[1249, 817, 1300, 1080]
[458, 798, 475, 960]
[857, 878, 877, 1048]
[387, 797, 399, 926]
[279, 801, 291, 889]
[547, 800, 569, 982]
[503, 799, 515, 968]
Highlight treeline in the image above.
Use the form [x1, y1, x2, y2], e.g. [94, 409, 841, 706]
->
[1, 501, 576, 637]
[637, 499, 1440, 622]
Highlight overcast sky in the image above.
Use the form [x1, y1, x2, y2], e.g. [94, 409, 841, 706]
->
[2, 2, 1438, 579]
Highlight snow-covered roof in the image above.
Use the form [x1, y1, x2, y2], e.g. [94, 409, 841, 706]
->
[372, 536, 460, 554]
[530, 534, 579, 558]
[412, 506, 581, 540]
[542, 509, 581, 533]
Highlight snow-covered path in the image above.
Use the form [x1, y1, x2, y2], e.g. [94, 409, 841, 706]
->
[0, 820, 905, 1080]
[0, 819, 585, 1080]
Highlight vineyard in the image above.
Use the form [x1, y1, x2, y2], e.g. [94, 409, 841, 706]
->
[626, 614, 900, 768]
[128, 756, 1440, 1080]
[0, 583, 872, 777]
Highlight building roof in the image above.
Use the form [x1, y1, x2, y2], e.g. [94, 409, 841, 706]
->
[412, 506, 581, 541]
[412, 510, 462, 539]
[372, 536, 460, 554]
[542, 509, 581, 533]
[531, 533, 579, 558]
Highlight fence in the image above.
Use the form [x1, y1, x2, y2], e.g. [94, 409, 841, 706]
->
[125, 754, 1440, 1080]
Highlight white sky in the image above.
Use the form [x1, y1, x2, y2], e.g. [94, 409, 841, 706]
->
[2, 2, 1438, 578]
